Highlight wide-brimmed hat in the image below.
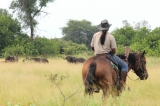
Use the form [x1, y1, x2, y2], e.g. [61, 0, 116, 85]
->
[98, 19, 112, 31]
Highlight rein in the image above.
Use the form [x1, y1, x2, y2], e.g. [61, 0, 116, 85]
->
[127, 74, 140, 81]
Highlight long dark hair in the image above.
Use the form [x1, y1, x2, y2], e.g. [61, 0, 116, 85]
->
[100, 30, 107, 45]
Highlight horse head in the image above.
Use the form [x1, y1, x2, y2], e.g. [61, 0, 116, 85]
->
[117, 51, 148, 80]
[130, 51, 148, 80]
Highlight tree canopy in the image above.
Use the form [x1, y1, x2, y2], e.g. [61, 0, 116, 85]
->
[61, 19, 98, 48]
[0, 9, 21, 53]
[10, 0, 55, 42]
[112, 20, 160, 56]
[0, 7, 160, 57]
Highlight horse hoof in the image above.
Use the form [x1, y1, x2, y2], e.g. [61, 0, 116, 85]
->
[128, 87, 130, 91]
[94, 88, 100, 93]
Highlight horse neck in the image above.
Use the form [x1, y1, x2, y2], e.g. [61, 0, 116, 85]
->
[116, 53, 136, 71]
[128, 53, 136, 71]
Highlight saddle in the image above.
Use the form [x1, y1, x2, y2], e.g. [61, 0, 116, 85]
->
[96, 54, 120, 69]
[96, 54, 121, 85]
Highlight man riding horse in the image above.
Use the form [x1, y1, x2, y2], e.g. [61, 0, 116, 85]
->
[90, 19, 128, 91]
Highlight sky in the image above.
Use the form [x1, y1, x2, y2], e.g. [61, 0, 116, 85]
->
[0, 0, 160, 38]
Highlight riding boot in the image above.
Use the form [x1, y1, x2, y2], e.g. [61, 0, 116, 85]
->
[118, 71, 128, 92]
[121, 71, 127, 83]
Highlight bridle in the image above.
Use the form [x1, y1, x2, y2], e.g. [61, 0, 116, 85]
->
[132, 53, 146, 79]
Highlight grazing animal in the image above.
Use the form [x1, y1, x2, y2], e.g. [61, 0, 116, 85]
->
[41, 58, 49, 63]
[82, 51, 148, 99]
[64, 55, 86, 63]
[23, 57, 49, 63]
[76, 57, 86, 63]
[5, 56, 18, 62]
[64, 55, 77, 63]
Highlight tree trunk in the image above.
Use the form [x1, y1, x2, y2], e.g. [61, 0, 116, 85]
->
[30, 24, 34, 42]
[29, 13, 34, 43]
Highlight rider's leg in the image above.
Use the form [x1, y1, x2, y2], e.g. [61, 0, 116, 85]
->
[117, 57, 128, 91]
[118, 59, 128, 84]
[106, 54, 128, 90]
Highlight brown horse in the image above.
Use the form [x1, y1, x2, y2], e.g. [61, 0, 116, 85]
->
[82, 51, 148, 99]
[117, 51, 148, 80]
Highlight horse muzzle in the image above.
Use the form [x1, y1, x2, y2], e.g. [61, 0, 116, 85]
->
[140, 72, 148, 80]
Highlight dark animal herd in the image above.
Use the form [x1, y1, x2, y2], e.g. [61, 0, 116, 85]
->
[1, 55, 86, 63]
[1, 56, 49, 63]
[23, 57, 49, 63]
[4, 56, 18, 62]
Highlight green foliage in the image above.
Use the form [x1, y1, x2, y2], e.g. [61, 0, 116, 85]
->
[2, 45, 24, 57]
[10, 0, 55, 42]
[112, 20, 160, 57]
[116, 45, 127, 54]
[1, 32, 35, 57]
[0, 12, 160, 57]
[57, 40, 88, 55]
[61, 19, 160, 57]
[0, 9, 21, 52]
[112, 20, 136, 46]
[145, 32, 160, 57]
[1, 31, 89, 57]
[61, 19, 98, 48]
[10, 0, 54, 28]
[33, 37, 59, 56]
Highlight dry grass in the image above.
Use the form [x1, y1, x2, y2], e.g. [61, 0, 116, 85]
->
[0, 57, 160, 106]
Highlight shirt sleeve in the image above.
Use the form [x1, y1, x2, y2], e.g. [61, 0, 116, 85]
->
[110, 36, 117, 49]
[90, 36, 94, 47]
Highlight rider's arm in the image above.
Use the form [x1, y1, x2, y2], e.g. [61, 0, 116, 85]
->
[91, 47, 94, 51]
[111, 48, 116, 54]
[110, 35, 117, 55]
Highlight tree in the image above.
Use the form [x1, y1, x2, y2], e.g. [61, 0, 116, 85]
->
[33, 37, 59, 56]
[0, 8, 21, 53]
[146, 27, 160, 56]
[0, 8, 12, 16]
[10, 0, 55, 42]
[134, 20, 151, 30]
[112, 20, 136, 46]
[61, 19, 98, 48]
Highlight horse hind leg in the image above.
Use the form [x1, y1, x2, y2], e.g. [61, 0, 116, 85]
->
[111, 86, 121, 97]
[102, 88, 109, 100]
[101, 84, 112, 100]
[84, 84, 94, 96]
[93, 84, 100, 93]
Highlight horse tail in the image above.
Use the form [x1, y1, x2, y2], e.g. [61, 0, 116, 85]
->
[85, 62, 97, 94]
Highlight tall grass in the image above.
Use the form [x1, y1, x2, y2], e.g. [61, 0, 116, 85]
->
[0, 57, 160, 106]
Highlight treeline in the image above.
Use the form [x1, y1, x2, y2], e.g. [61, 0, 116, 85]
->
[113, 20, 160, 56]
[0, 9, 160, 57]
[60, 20, 160, 57]
[0, 9, 88, 57]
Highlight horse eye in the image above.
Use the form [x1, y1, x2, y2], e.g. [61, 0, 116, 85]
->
[143, 61, 146, 64]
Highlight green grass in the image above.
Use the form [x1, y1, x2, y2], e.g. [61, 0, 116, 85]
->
[0, 57, 160, 106]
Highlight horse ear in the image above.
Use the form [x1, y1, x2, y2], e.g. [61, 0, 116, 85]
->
[142, 50, 145, 56]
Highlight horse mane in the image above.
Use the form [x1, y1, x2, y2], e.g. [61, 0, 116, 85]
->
[117, 53, 136, 65]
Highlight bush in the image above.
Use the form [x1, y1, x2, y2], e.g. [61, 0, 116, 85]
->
[2, 45, 24, 57]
